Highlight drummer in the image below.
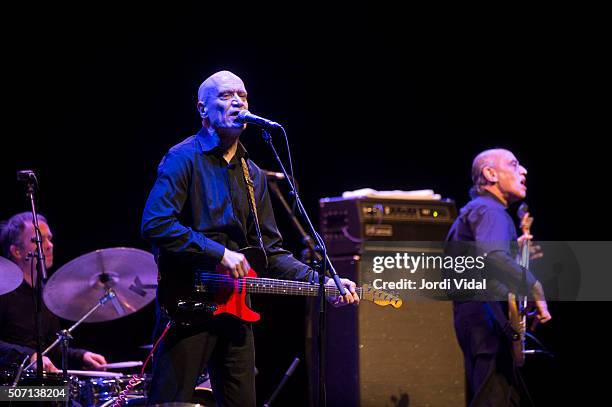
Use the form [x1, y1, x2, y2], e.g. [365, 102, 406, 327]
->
[0, 212, 108, 372]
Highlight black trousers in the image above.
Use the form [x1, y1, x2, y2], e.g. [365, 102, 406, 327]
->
[147, 313, 256, 407]
[453, 301, 529, 407]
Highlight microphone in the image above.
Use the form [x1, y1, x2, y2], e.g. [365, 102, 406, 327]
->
[236, 110, 282, 129]
[16, 170, 36, 182]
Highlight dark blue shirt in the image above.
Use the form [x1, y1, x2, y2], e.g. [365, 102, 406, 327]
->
[141, 128, 313, 281]
[446, 192, 537, 297]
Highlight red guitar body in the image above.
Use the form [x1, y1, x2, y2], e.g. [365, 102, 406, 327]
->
[210, 264, 260, 322]
[158, 247, 266, 326]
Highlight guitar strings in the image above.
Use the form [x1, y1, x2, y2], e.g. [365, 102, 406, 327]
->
[194, 273, 396, 299]
[196, 277, 363, 296]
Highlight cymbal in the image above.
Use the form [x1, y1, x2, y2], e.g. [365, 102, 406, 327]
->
[43, 247, 157, 322]
[0, 257, 23, 295]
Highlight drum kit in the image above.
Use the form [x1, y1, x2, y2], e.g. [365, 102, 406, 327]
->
[0, 256, 23, 295]
[1, 247, 213, 406]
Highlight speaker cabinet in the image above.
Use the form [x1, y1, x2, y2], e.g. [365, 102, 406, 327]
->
[324, 255, 465, 407]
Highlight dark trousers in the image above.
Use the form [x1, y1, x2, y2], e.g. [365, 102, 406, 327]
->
[453, 301, 527, 407]
[147, 314, 256, 407]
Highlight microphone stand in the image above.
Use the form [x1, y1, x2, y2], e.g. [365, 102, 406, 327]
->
[259, 128, 346, 407]
[267, 176, 321, 407]
[17, 170, 47, 382]
[263, 357, 301, 407]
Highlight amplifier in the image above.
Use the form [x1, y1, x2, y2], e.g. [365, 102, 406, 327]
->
[317, 196, 464, 406]
[319, 197, 458, 256]
[323, 254, 465, 407]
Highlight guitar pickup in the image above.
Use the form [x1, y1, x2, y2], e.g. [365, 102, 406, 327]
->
[177, 300, 218, 314]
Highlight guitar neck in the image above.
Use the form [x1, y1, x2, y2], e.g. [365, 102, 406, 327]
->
[244, 277, 363, 298]
[518, 206, 532, 270]
[520, 240, 530, 269]
[195, 272, 402, 308]
[196, 273, 362, 297]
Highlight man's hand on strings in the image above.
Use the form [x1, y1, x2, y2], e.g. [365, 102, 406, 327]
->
[221, 249, 251, 278]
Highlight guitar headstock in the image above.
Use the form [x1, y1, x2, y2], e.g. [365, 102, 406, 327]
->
[517, 202, 533, 235]
[361, 284, 403, 308]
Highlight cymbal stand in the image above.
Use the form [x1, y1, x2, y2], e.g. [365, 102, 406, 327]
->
[14, 289, 117, 383]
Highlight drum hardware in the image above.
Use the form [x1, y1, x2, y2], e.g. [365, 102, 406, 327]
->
[11, 290, 119, 407]
[76, 374, 150, 407]
[7, 246, 157, 406]
[17, 289, 118, 380]
[15, 245, 158, 379]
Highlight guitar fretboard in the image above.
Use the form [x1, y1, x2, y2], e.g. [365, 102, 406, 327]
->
[195, 273, 363, 297]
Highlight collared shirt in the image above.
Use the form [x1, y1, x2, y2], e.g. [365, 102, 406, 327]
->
[446, 192, 537, 297]
[141, 128, 312, 281]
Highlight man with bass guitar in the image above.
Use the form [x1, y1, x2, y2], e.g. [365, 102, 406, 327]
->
[141, 70, 359, 406]
[445, 148, 551, 406]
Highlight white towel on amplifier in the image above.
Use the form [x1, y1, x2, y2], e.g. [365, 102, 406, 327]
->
[341, 188, 441, 200]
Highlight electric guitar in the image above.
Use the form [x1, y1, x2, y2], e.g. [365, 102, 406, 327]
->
[158, 247, 403, 326]
[507, 203, 532, 366]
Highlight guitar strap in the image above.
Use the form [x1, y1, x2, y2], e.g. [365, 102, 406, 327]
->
[240, 157, 268, 268]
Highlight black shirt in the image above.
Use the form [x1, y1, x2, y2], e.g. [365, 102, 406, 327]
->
[141, 128, 314, 281]
[0, 281, 86, 369]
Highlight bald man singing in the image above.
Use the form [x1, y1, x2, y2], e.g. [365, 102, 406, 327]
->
[142, 71, 359, 406]
[445, 149, 551, 406]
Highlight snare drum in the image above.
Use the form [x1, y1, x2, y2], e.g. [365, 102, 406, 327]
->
[1, 368, 74, 384]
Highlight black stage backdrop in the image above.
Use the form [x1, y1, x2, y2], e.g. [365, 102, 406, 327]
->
[1, 4, 608, 406]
